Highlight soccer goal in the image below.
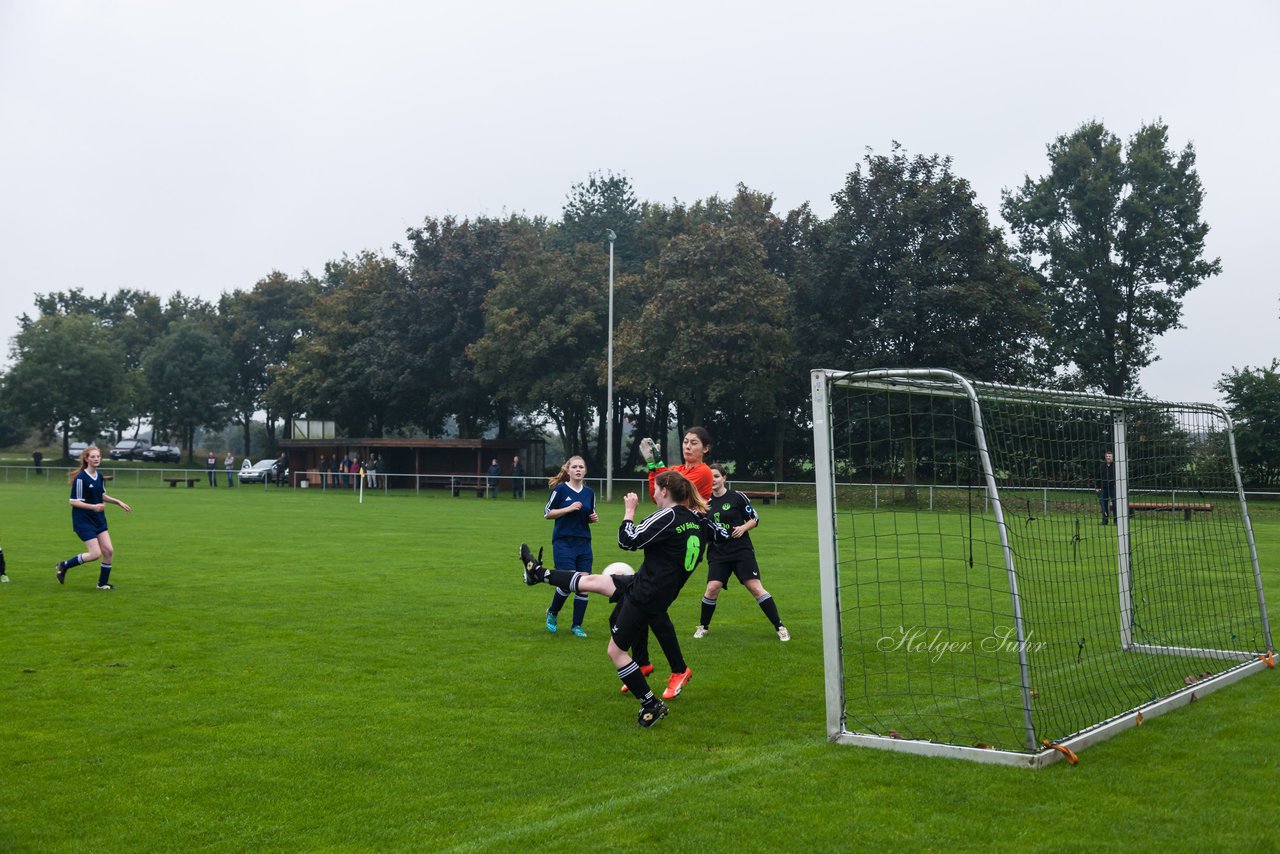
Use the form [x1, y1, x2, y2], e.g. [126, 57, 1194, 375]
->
[811, 368, 1275, 767]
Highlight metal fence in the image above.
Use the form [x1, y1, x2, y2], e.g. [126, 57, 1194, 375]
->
[5, 464, 1278, 513]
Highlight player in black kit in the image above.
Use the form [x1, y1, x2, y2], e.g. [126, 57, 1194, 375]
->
[692, 464, 789, 641]
[520, 470, 721, 727]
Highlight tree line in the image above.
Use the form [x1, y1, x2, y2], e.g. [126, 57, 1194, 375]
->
[5, 119, 1272, 484]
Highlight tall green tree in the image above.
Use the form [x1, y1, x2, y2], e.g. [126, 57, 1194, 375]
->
[0, 376, 26, 448]
[1216, 360, 1280, 487]
[220, 272, 316, 455]
[397, 215, 541, 438]
[556, 171, 644, 275]
[615, 221, 794, 454]
[470, 241, 610, 460]
[26, 288, 167, 439]
[267, 253, 411, 437]
[143, 318, 234, 461]
[804, 145, 1049, 383]
[5, 314, 128, 456]
[1002, 120, 1221, 396]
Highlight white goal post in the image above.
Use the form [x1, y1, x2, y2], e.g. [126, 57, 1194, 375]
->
[812, 368, 1275, 767]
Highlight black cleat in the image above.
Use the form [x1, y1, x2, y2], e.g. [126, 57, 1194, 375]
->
[55, 564, 66, 585]
[637, 698, 669, 728]
[520, 543, 546, 585]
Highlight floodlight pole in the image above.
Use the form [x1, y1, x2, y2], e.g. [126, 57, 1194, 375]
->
[606, 229, 616, 503]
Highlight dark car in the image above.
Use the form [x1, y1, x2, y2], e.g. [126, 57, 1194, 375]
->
[239, 458, 289, 485]
[109, 439, 152, 461]
[142, 444, 182, 463]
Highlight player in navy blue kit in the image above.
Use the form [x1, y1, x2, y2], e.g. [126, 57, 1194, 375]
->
[543, 455, 598, 637]
[55, 445, 132, 589]
[519, 470, 722, 727]
[693, 464, 789, 641]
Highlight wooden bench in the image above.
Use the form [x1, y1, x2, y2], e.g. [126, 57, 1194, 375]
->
[450, 476, 490, 498]
[1128, 501, 1213, 521]
[164, 477, 199, 488]
[741, 490, 785, 505]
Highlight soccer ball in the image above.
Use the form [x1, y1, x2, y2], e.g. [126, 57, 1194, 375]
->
[603, 562, 635, 576]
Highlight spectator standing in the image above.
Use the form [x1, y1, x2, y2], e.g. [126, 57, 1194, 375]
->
[487, 458, 501, 499]
[224, 451, 236, 488]
[206, 451, 218, 487]
[512, 455, 525, 499]
[1095, 450, 1117, 525]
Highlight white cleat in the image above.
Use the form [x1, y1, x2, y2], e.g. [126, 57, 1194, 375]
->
[777, 626, 791, 642]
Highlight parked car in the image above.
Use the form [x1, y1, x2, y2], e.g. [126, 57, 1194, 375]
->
[142, 444, 182, 463]
[109, 439, 152, 461]
[239, 458, 289, 485]
[68, 441, 89, 459]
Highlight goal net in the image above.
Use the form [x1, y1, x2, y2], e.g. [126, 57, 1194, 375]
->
[812, 368, 1275, 767]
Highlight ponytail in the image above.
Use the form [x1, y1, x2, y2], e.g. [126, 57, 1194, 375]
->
[654, 469, 708, 514]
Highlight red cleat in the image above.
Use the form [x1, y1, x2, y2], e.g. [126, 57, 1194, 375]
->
[662, 667, 692, 700]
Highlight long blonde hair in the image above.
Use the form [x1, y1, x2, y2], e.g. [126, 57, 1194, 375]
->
[67, 445, 99, 484]
[547, 455, 586, 490]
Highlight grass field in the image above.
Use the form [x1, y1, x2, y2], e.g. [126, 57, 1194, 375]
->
[2, 479, 1278, 852]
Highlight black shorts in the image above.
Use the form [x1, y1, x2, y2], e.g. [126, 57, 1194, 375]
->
[708, 554, 761, 586]
[605, 575, 665, 651]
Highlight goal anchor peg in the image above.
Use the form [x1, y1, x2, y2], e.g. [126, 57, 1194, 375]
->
[1041, 740, 1079, 765]
[1260, 651, 1276, 669]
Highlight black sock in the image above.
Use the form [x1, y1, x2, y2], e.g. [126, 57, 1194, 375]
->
[571, 593, 588, 627]
[0, 547, 6, 573]
[700, 596, 717, 627]
[649, 615, 686, 673]
[546, 569, 580, 590]
[618, 661, 655, 702]
[548, 588, 570, 616]
[631, 627, 651, 669]
[756, 593, 782, 629]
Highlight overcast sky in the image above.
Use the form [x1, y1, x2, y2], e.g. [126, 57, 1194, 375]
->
[2, 0, 1276, 405]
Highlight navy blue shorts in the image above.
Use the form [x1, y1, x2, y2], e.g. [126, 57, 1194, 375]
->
[552, 538, 593, 575]
[73, 516, 108, 542]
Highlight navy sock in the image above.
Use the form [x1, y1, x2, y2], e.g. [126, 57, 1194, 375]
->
[571, 593, 589, 627]
[98, 563, 112, 586]
[59, 554, 85, 570]
[548, 588, 570, 616]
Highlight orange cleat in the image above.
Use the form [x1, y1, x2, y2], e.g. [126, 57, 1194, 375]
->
[661, 667, 692, 700]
